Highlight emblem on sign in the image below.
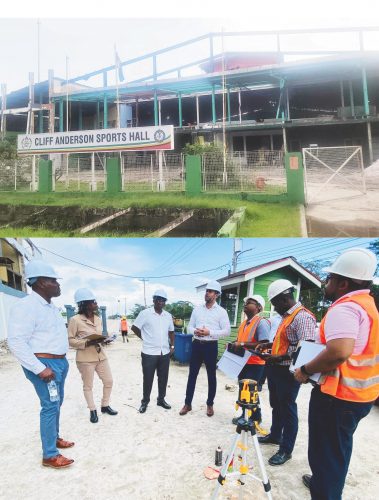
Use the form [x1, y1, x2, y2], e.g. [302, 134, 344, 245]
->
[154, 129, 166, 142]
[21, 136, 32, 149]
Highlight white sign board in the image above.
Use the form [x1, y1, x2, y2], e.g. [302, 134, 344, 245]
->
[17, 125, 174, 154]
[217, 349, 251, 380]
[289, 340, 326, 383]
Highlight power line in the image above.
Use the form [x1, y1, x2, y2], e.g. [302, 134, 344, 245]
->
[38, 245, 230, 279]
[236, 238, 364, 267]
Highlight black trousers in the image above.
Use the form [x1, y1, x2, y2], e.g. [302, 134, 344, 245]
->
[267, 364, 301, 454]
[184, 340, 218, 407]
[308, 387, 373, 500]
[141, 352, 170, 404]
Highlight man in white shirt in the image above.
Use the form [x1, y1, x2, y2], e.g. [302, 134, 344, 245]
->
[179, 280, 231, 417]
[131, 289, 174, 414]
[7, 260, 74, 469]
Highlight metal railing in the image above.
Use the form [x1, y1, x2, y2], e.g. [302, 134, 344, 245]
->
[302, 146, 365, 203]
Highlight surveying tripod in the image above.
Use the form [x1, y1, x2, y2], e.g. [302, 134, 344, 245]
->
[212, 379, 273, 499]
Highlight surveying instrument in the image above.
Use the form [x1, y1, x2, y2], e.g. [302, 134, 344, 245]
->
[212, 379, 273, 499]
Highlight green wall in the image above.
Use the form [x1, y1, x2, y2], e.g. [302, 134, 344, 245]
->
[217, 267, 301, 359]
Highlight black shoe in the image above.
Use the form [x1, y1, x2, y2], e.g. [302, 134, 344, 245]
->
[268, 450, 292, 466]
[258, 434, 281, 445]
[157, 399, 171, 410]
[101, 406, 118, 416]
[90, 410, 98, 423]
[139, 403, 148, 413]
[302, 474, 312, 490]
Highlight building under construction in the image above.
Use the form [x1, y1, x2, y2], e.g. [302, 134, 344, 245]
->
[1, 27, 379, 166]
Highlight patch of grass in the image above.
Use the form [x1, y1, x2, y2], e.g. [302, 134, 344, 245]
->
[0, 192, 302, 237]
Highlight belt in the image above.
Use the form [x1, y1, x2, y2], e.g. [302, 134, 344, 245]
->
[34, 353, 66, 359]
[193, 339, 217, 344]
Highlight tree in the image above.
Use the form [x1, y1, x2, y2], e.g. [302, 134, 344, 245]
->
[165, 301, 194, 320]
[108, 313, 122, 319]
[368, 239, 379, 258]
[182, 140, 239, 187]
[367, 240, 379, 311]
[299, 259, 331, 321]
[0, 139, 17, 161]
[129, 304, 146, 319]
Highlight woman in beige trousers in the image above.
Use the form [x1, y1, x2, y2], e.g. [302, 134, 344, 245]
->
[68, 288, 118, 423]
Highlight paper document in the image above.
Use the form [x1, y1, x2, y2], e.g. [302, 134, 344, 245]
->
[289, 340, 326, 383]
[217, 349, 251, 380]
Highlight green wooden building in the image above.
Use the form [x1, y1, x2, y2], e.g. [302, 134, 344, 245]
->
[197, 256, 321, 357]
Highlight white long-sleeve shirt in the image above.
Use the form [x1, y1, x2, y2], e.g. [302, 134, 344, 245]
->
[7, 291, 69, 375]
[187, 302, 231, 341]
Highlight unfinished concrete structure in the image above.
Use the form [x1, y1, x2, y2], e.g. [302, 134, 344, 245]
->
[2, 27, 379, 166]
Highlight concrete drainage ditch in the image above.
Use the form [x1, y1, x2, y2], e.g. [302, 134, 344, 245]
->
[0, 205, 245, 237]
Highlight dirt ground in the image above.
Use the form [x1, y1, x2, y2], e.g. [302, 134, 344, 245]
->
[0, 333, 378, 500]
[305, 164, 379, 236]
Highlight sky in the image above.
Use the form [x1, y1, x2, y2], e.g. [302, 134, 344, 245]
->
[27, 237, 377, 316]
[1, 1, 379, 92]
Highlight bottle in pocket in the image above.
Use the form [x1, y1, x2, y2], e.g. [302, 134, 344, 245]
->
[47, 380, 60, 402]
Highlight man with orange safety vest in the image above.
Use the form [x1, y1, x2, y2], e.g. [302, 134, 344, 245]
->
[120, 316, 129, 343]
[229, 295, 270, 423]
[256, 279, 316, 466]
[294, 248, 379, 500]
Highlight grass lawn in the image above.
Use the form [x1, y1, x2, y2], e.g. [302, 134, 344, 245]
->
[0, 192, 302, 237]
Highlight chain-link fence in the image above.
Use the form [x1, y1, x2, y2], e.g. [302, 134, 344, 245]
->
[122, 152, 184, 192]
[0, 156, 34, 191]
[0, 152, 184, 192]
[202, 150, 285, 193]
[54, 154, 106, 192]
[0, 150, 284, 194]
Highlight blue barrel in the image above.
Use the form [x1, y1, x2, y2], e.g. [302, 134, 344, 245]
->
[174, 333, 193, 363]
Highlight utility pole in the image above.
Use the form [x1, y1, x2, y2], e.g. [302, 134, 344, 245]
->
[37, 19, 41, 83]
[232, 238, 253, 274]
[139, 278, 149, 307]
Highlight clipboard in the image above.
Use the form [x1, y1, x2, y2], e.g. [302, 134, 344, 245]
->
[78, 333, 105, 341]
[289, 340, 326, 383]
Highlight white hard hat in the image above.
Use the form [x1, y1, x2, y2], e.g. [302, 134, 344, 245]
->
[323, 248, 377, 281]
[153, 289, 167, 300]
[267, 279, 296, 302]
[25, 260, 60, 280]
[206, 280, 221, 293]
[74, 288, 96, 303]
[244, 294, 265, 310]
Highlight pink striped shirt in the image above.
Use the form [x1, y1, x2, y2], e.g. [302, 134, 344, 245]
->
[321, 290, 371, 355]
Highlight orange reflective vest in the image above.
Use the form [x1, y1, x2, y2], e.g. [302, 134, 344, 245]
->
[121, 319, 128, 331]
[272, 305, 315, 356]
[319, 292, 379, 403]
[237, 316, 266, 365]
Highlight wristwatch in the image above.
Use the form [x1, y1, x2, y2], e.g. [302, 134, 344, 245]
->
[300, 364, 312, 376]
